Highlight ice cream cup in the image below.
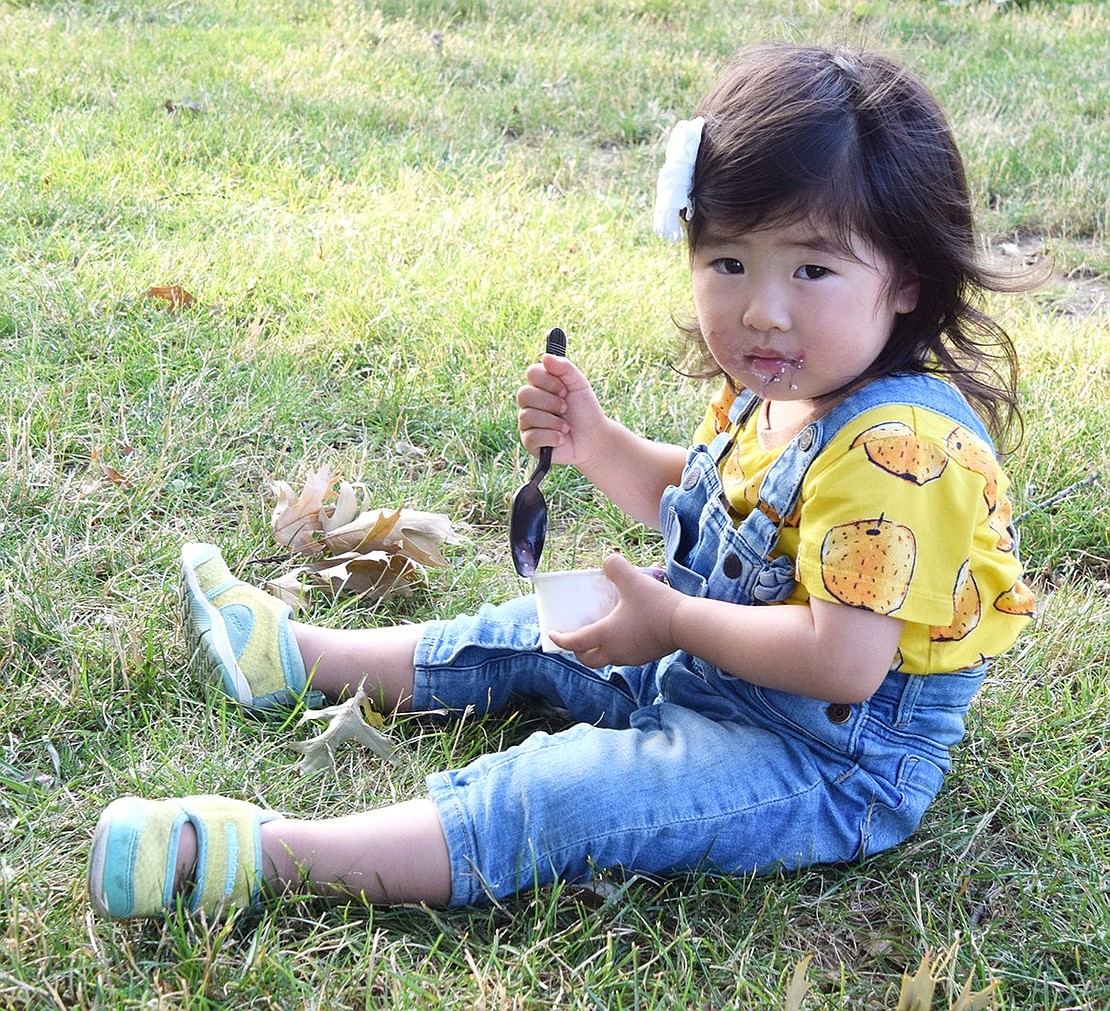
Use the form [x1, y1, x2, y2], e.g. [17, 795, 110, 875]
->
[532, 569, 617, 653]
[532, 566, 664, 653]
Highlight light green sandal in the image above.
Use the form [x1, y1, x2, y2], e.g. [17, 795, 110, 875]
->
[180, 542, 325, 713]
[88, 794, 281, 920]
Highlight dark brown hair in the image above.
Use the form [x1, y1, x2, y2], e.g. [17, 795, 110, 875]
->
[678, 43, 1023, 447]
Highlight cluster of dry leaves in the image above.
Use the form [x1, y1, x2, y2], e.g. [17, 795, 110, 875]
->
[267, 463, 464, 612]
[144, 284, 198, 311]
[266, 465, 463, 774]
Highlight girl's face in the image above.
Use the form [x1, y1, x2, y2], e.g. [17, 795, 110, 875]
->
[690, 218, 918, 413]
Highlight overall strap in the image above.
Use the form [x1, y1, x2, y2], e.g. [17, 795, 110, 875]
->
[707, 387, 762, 464]
[728, 386, 764, 428]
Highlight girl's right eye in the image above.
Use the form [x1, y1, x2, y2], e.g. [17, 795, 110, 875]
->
[713, 258, 744, 275]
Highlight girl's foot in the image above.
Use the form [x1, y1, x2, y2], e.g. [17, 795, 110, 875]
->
[181, 542, 324, 712]
[87, 795, 281, 919]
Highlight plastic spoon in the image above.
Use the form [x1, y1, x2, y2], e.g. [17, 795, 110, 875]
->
[509, 326, 567, 578]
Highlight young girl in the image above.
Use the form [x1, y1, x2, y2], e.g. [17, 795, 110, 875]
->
[89, 43, 1033, 920]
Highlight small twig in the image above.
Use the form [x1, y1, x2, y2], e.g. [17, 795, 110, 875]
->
[246, 551, 296, 566]
[1015, 470, 1101, 524]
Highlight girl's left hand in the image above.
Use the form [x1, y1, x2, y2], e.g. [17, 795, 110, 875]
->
[547, 553, 681, 668]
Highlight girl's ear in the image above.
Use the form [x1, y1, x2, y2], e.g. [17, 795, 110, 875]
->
[893, 270, 920, 315]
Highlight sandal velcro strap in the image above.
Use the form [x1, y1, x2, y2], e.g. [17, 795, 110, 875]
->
[181, 795, 281, 914]
[88, 797, 188, 918]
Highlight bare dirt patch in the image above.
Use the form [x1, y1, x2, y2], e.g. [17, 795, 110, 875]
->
[985, 235, 1108, 318]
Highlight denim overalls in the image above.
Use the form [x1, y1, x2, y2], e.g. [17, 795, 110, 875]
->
[417, 374, 991, 907]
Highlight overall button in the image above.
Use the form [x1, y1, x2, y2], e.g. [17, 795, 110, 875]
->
[682, 469, 700, 490]
[722, 553, 743, 579]
[826, 703, 852, 724]
[798, 426, 815, 452]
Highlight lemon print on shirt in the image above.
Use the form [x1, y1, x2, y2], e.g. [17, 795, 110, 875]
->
[851, 421, 948, 485]
[709, 389, 734, 435]
[930, 560, 981, 642]
[820, 514, 916, 614]
[723, 443, 746, 485]
[994, 579, 1035, 617]
[988, 495, 1015, 553]
[722, 444, 800, 528]
[946, 425, 999, 511]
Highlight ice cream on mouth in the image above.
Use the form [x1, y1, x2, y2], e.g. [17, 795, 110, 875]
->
[749, 352, 805, 392]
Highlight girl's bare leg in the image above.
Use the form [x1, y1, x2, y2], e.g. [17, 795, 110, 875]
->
[261, 799, 452, 905]
[170, 622, 451, 906]
[293, 620, 424, 712]
[174, 546, 452, 906]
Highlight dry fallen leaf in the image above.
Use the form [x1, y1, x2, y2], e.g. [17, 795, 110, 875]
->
[323, 507, 462, 566]
[780, 944, 998, 1011]
[322, 506, 401, 555]
[321, 479, 361, 533]
[897, 952, 939, 1011]
[266, 550, 422, 612]
[950, 978, 1001, 1011]
[782, 954, 813, 1011]
[144, 285, 197, 312]
[82, 446, 134, 493]
[270, 463, 334, 554]
[896, 945, 998, 1011]
[290, 685, 396, 776]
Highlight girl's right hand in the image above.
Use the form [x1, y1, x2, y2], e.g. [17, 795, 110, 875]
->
[516, 353, 610, 470]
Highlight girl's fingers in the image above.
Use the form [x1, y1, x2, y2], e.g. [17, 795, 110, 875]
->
[516, 384, 567, 415]
[546, 628, 592, 658]
[523, 360, 567, 394]
[517, 405, 567, 435]
[519, 428, 564, 455]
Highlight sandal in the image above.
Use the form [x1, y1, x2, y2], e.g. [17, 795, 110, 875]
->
[181, 542, 324, 713]
[88, 794, 281, 919]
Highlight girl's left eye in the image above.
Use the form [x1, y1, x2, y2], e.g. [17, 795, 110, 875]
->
[796, 264, 829, 280]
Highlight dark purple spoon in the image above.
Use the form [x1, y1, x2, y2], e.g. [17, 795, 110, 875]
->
[510, 327, 567, 578]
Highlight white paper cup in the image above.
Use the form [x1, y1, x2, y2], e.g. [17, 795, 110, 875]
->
[532, 568, 618, 653]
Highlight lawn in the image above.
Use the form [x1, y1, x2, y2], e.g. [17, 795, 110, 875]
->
[0, 0, 1107, 1007]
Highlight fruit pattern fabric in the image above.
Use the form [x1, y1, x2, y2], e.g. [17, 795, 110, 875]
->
[693, 382, 1033, 676]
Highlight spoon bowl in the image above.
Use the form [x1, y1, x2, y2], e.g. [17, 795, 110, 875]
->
[509, 458, 550, 578]
[509, 327, 567, 578]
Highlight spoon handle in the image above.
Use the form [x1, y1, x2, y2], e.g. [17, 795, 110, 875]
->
[536, 328, 567, 474]
[545, 326, 567, 357]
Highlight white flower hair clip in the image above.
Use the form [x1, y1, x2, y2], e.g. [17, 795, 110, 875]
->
[652, 116, 705, 243]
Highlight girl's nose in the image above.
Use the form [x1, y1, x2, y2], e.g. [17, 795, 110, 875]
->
[741, 286, 789, 332]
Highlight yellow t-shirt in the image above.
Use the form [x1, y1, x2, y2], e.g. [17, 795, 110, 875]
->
[692, 382, 1034, 675]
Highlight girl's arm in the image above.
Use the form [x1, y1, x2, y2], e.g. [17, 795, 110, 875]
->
[517, 354, 686, 528]
[551, 554, 904, 703]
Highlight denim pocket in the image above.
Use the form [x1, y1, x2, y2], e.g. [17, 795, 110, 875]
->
[663, 506, 709, 598]
[747, 682, 865, 759]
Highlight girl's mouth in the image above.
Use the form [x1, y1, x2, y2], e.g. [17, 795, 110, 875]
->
[746, 352, 805, 391]
[749, 355, 795, 373]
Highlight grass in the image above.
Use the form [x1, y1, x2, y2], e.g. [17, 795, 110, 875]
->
[1, 0, 1108, 1007]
